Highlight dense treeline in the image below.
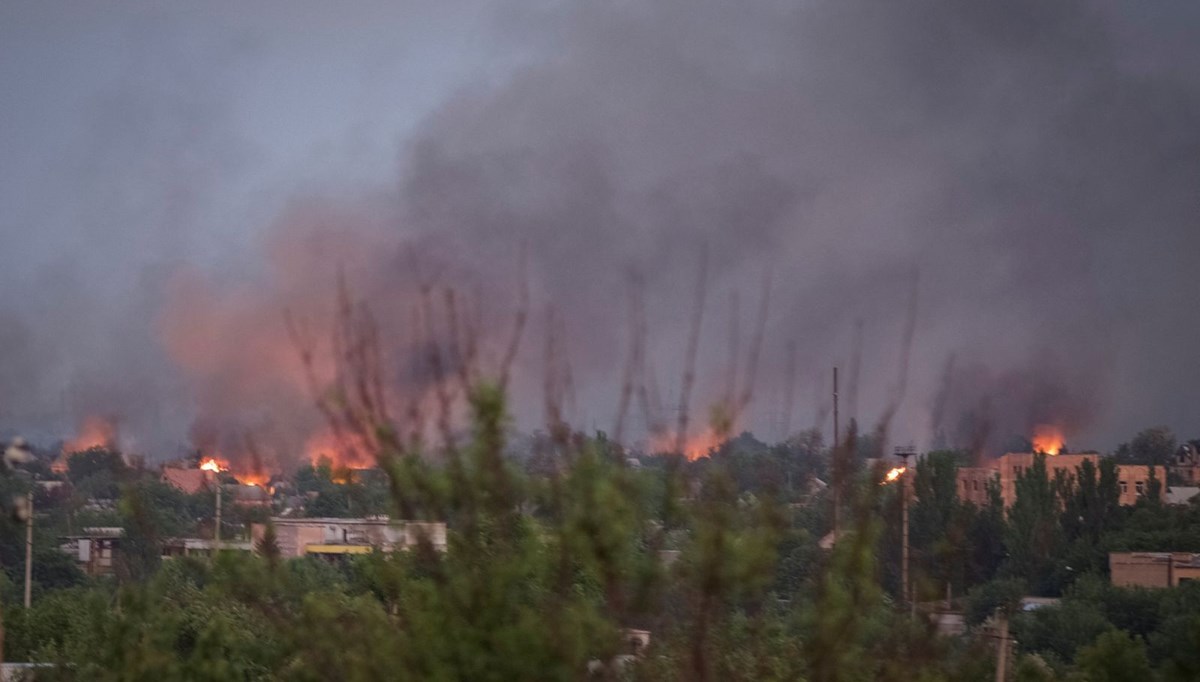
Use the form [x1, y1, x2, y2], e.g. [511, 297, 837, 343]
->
[0, 388, 981, 681]
[3, 398, 1200, 679]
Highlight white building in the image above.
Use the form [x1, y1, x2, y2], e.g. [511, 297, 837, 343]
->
[250, 517, 447, 558]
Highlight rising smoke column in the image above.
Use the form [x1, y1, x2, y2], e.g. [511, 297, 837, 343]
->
[1, 0, 1199, 462]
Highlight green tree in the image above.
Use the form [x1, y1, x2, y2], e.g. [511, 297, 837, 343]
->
[965, 476, 1007, 585]
[66, 447, 127, 485]
[1059, 458, 1121, 577]
[1076, 630, 1153, 682]
[911, 450, 971, 596]
[1013, 654, 1057, 682]
[965, 577, 1025, 627]
[1011, 600, 1111, 666]
[1005, 455, 1066, 595]
[1152, 614, 1200, 682]
[1115, 427, 1176, 467]
[116, 480, 195, 582]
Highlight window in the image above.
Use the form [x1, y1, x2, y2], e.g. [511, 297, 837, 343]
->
[1121, 481, 1128, 494]
[973, 480, 979, 491]
[1136, 481, 1144, 495]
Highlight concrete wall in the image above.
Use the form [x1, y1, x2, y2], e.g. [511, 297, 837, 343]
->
[251, 518, 448, 557]
[956, 467, 995, 506]
[955, 454, 1166, 508]
[1115, 465, 1166, 506]
[1111, 552, 1171, 588]
[1110, 552, 1200, 588]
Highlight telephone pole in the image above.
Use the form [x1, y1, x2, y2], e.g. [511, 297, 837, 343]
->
[995, 614, 1010, 682]
[895, 445, 916, 617]
[3, 437, 35, 663]
[832, 367, 840, 534]
[833, 367, 839, 451]
[214, 482, 222, 553]
[23, 491, 32, 608]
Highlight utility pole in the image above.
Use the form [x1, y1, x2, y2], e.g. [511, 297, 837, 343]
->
[3, 434, 34, 662]
[994, 613, 1010, 682]
[832, 367, 840, 535]
[895, 445, 916, 617]
[833, 367, 839, 451]
[214, 482, 222, 554]
[23, 491, 32, 609]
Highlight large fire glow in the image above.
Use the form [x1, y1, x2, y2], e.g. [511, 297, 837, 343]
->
[882, 466, 906, 485]
[305, 430, 374, 470]
[199, 456, 271, 487]
[1032, 425, 1065, 455]
[647, 429, 727, 461]
[234, 471, 271, 487]
[64, 415, 118, 453]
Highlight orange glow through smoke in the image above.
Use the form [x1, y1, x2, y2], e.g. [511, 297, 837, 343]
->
[305, 430, 374, 470]
[199, 456, 270, 487]
[882, 467, 906, 485]
[1032, 425, 1065, 455]
[64, 416, 117, 453]
[233, 471, 270, 487]
[648, 429, 727, 461]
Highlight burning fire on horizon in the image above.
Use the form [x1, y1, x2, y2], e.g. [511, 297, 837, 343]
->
[63, 415, 119, 454]
[646, 429, 728, 461]
[197, 455, 271, 487]
[304, 430, 374, 470]
[1031, 424, 1066, 456]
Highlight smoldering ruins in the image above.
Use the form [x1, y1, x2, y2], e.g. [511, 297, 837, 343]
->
[1, 0, 1199, 471]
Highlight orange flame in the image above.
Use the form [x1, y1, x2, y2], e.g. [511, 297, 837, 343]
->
[199, 456, 270, 486]
[64, 416, 118, 453]
[305, 430, 374, 470]
[1032, 425, 1065, 455]
[233, 471, 270, 487]
[647, 429, 727, 461]
[882, 466, 906, 485]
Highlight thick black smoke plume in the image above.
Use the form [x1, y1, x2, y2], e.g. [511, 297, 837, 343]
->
[2, 0, 1198, 464]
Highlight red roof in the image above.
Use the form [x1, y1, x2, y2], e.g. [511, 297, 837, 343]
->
[162, 468, 208, 495]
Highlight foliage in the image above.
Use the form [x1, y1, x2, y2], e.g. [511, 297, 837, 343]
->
[116, 480, 198, 582]
[1005, 455, 1067, 595]
[1002, 579, 1200, 678]
[1011, 599, 1112, 666]
[1013, 654, 1057, 682]
[964, 577, 1025, 627]
[65, 448, 129, 500]
[1075, 630, 1153, 682]
[910, 450, 972, 596]
[1115, 427, 1176, 467]
[8, 390, 1200, 680]
[294, 460, 391, 518]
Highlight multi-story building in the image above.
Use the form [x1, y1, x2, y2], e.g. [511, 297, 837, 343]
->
[60, 527, 123, 576]
[1110, 552, 1200, 588]
[1171, 444, 1200, 485]
[250, 517, 447, 558]
[161, 538, 253, 559]
[956, 453, 1166, 507]
[957, 466, 996, 506]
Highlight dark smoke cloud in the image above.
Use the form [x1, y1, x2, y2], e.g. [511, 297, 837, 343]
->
[395, 0, 1200, 450]
[2, 0, 1199, 464]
